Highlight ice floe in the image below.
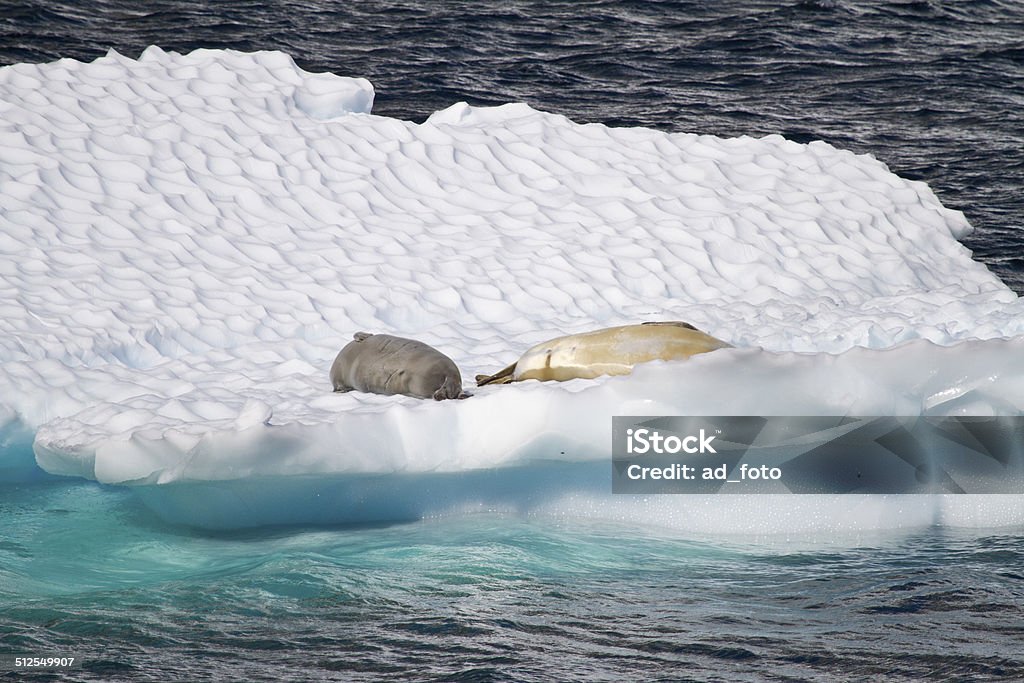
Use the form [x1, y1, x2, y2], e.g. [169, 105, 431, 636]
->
[2, 47, 1022, 528]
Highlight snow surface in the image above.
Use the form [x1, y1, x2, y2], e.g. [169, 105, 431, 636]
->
[2, 47, 1023, 529]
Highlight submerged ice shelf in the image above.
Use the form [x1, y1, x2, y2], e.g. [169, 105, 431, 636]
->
[1, 47, 1023, 528]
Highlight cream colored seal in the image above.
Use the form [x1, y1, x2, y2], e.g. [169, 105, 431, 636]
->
[475, 322, 730, 386]
[331, 332, 467, 400]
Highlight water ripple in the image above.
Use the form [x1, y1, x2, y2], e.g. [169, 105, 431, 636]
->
[2, 482, 1024, 680]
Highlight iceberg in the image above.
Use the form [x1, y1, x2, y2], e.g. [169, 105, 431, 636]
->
[2, 47, 1023, 530]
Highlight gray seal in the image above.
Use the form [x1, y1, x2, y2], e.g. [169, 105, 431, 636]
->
[330, 332, 467, 400]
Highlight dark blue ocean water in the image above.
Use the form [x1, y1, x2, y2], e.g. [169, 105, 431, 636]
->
[3, 482, 1024, 682]
[2, 1, 1024, 681]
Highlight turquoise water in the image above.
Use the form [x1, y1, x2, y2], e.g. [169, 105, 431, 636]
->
[3, 479, 1024, 681]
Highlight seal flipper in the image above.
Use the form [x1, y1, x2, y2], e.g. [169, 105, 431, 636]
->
[643, 321, 697, 331]
[475, 362, 517, 386]
[353, 332, 373, 342]
[433, 373, 464, 401]
[432, 388, 471, 400]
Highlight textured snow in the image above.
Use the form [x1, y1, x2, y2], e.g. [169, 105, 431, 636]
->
[1, 48, 1023, 527]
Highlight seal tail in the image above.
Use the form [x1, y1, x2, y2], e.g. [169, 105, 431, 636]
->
[475, 362, 517, 386]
